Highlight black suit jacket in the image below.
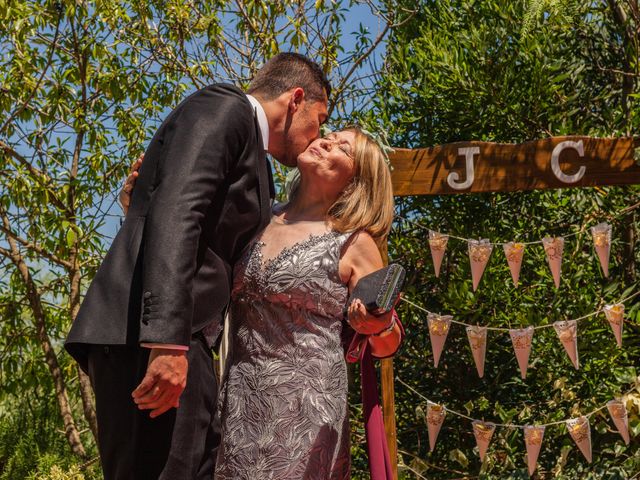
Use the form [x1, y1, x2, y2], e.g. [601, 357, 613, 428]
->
[65, 84, 273, 370]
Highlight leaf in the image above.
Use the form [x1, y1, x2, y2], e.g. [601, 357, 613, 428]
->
[448, 448, 469, 468]
[614, 367, 637, 384]
[66, 228, 77, 248]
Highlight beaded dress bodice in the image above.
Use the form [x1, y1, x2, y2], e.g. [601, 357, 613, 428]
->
[214, 228, 353, 480]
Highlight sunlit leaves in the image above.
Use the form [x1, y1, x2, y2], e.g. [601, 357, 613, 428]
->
[1, 0, 398, 475]
[365, 0, 640, 477]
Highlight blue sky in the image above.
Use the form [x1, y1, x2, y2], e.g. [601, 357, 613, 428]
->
[101, 1, 388, 240]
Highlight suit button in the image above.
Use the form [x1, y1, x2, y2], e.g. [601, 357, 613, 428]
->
[144, 292, 151, 299]
[142, 314, 150, 325]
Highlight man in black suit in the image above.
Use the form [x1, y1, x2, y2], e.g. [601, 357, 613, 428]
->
[65, 53, 330, 480]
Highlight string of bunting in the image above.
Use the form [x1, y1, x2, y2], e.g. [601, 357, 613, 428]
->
[392, 204, 640, 475]
[397, 377, 637, 476]
[400, 290, 638, 378]
[397, 212, 629, 290]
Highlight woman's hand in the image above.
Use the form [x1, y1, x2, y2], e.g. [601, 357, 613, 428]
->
[347, 297, 402, 358]
[340, 231, 403, 358]
[347, 298, 395, 335]
[119, 155, 143, 215]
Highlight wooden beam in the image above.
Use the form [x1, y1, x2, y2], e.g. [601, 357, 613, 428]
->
[389, 136, 640, 196]
[381, 358, 398, 479]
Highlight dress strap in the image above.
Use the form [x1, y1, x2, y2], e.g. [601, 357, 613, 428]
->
[334, 230, 358, 257]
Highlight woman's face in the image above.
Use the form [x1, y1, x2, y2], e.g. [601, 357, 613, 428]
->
[297, 130, 356, 193]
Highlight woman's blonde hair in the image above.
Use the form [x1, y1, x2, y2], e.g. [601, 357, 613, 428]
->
[289, 126, 395, 248]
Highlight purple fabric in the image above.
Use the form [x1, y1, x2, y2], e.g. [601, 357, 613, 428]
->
[345, 312, 404, 480]
[361, 346, 394, 480]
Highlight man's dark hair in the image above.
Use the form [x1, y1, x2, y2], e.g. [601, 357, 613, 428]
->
[248, 53, 331, 103]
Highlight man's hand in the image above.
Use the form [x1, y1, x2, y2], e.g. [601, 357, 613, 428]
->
[119, 155, 143, 215]
[132, 347, 188, 418]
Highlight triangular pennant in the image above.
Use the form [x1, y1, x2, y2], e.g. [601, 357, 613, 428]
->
[426, 401, 446, 452]
[472, 420, 496, 462]
[566, 416, 592, 463]
[509, 327, 534, 379]
[503, 242, 525, 287]
[427, 314, 452, 368]
[603, 303, 624, 348]
[523, 425, 545, 476]
[591, 222, 612, 278]
[553, 320, 579, 369]
[428, 231, 449, 278]
[542, 236, 564, 288]
[607, 399, 630, 445]
[468, 239, 493, 291]
[466, 325, 488, 378]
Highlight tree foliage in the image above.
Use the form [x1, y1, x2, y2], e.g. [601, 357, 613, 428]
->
[0, 0, 406, 476]
[357, 0, 640, 477]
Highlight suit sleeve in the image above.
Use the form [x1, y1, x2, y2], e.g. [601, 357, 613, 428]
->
[139, 88, 252, 346]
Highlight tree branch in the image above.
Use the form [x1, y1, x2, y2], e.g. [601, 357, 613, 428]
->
[0, 140, 69, 213]
[328, 22, 391, 116]
[0, 222, 73, 269]
[328, 4, 418, 117]
[1, 211, 86, 457]
[0, 7, 62, 135]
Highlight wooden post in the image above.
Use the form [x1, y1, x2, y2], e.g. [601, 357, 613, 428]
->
[378, 243, 399, 479]
[381, 358, 398, 479]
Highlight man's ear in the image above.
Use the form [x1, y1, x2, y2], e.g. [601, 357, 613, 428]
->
[289, 87, 305, 113]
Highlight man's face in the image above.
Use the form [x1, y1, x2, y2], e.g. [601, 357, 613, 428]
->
[279, 92, 328, 167]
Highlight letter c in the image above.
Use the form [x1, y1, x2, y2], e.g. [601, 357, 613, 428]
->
[551, 140, 586, 184]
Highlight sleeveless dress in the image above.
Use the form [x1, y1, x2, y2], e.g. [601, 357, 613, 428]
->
[214, 230, 353, 480]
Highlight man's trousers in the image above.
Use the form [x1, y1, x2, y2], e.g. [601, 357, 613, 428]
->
[87, 334, 220, 480]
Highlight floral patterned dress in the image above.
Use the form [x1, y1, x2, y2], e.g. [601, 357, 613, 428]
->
[214, 229, 353, 480]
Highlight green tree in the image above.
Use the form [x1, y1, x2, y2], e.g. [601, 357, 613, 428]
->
[360, 0, 640, 478]
[0, 1, 413, 476]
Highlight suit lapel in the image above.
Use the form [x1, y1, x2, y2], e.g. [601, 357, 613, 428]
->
[253, 113, 273, 228]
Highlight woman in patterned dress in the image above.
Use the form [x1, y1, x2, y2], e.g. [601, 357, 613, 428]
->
[122, 127, 401, 479]
[214, 127, 400, 479]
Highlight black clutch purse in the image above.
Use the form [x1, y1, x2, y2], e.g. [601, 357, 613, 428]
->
[347, 263, 406, 316]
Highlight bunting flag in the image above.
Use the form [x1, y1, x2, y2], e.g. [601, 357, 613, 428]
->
[607, 400, 630, 445]
[553, 320, 579, 369]
[403, 290, 639, 378]
[591, 222, 612, 278]
[468, 239, 493, 291]
[523, 425, 545, 476]
[403, 213, 624, 288]
[503, 242, 525, 287]
[472, 421, 496, 462]
[401, 376, 638, 472]
[427, 313, 452, 367]
[466, 325, 488, 378]
[542, 236, 564, 288]
[426, 401, 446, 452]
[509, 327, 534, 379]
[428, 231, 449, 278]
[566, 416, 592, 463]
[603, 303, 624, 347]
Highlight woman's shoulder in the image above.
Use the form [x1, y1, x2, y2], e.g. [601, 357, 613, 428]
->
[340, 230, 377, 254]
[337, 230, 383, 286]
